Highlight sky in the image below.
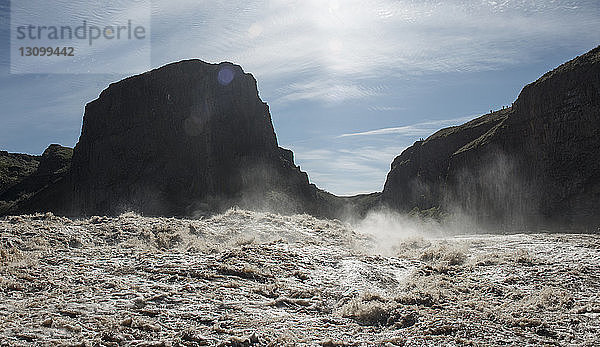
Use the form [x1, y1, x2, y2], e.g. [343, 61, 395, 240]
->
[0, 0, 599, 195]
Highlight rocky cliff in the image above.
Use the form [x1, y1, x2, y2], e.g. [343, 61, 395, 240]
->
[1, 61, 340, 217]
[382, 45, 600, 230]
[0, 144, 72, 214]
[69, 60, 326, 216]
[0, 151, 39, 195]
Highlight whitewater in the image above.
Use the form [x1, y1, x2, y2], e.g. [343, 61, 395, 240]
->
[1, 209, 599, 346]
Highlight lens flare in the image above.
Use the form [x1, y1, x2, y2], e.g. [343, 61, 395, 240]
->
[217, 66, 235, 86]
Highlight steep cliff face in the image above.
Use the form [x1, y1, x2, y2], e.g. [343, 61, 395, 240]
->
[70, 60, 320, 216]
[382, 110, 509, 211]
[383, 45, 600, 230]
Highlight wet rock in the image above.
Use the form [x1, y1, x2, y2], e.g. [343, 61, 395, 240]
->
[132, 297, 147, 309]
[181, 330, 209, 345]
[121, 317, 133, 327]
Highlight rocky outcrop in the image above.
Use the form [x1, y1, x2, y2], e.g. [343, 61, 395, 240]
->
[382, 110, 510, 212]
[67, 60, 326, 216]
[0, 144, 72, 214]
[0, 61, 347, 218]
[382, 45, 600, 230]
[0, 151, 39, 195]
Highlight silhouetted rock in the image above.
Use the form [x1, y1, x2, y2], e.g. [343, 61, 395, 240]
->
[36, 144, 72, 176]
[1, 61, 349, 218]
[0, 151, 39, 195]
[382, 45, 600, 230]
[0, 144, 72, 214]
[67, 60, 325, 216]
[382, 110, 509, 212]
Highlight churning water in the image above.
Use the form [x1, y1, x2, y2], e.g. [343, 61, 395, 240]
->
[1, 209, 599, 345]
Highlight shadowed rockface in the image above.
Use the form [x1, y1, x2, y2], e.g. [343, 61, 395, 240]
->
[0, 145, 72, 215]
[382, 45, 600, 231]
[1, 61, 345, 218]
[69, 60, 326, 216]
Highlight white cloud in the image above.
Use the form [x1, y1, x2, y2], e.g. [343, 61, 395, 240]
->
[338, 115, 477, 138]
[149, 0, 599, 103]
[274, 80, 381, 103]
[368, 106, 407, 112]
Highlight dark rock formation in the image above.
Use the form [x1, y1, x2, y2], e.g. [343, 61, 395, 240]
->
[0, 61, 349, 218]
[382, 110, 509, 212]
[0, 144, 72, 214]
[0, 151, 39, 195]
[66, 60, 329, 216]
[382, 45, 600, 230]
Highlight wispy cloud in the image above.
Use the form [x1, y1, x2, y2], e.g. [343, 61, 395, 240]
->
[150, 0, 599, 103]
[290, 114, 484, 194]
[338, 115, 476, 138]
[273, 80, 383, 103]
[368, 106, 406, 112]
